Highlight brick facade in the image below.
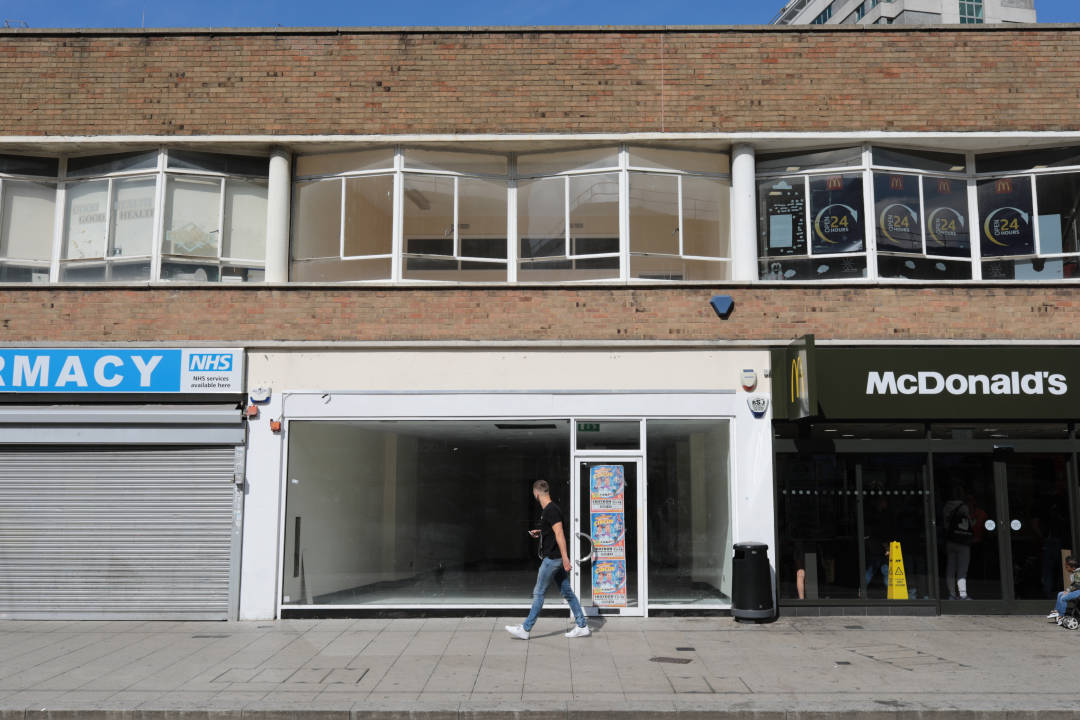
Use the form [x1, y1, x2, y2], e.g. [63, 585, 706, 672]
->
[0, 26, 1078, 136]
[0, 285, 1075, 343]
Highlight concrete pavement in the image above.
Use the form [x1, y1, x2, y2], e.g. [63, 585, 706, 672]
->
[0, 614, 1076, 718]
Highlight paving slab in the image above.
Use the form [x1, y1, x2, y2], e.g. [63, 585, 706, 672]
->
[0, 616, 1078, 717]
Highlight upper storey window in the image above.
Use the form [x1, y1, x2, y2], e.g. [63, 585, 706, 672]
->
[0, 149, 269, 284]
[291, 145, 732, 283]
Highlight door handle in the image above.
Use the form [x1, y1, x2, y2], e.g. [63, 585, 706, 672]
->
[576, 532, 595, 564]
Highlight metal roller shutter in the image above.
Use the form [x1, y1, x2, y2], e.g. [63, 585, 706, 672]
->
[0, 447, 238, 620]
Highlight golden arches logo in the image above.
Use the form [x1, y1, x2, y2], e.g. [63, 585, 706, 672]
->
[889, 175, 905, 191]
[995, 178, 1013, 194]
[937, 179, 951, 194]
[826, 176, 843, 191]
[790, 355, 804, 405]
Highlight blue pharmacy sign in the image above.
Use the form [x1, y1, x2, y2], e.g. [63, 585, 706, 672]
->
[0, 348, 243, 393]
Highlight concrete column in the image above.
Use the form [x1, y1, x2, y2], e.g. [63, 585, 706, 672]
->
[264, 147, 292, 283]
[730, 143, 757, 282]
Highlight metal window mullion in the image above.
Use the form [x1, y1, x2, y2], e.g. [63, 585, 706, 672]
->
[217, 177, 227, 265]
[803, 175, 813, 257]
[862, 145, 877, 281]
[391, 148, 404, 281]
[1029, 173, 1041, 256]
[338, 177, 346, 260]
[676, 174, 684, 257]
[507, 155, 518, 283]
[917, 174, 927, 255]
[50, 159, 66, 283]
[967, 152, 982, 279]
[104, 178, 116, 281]
[151, 167, 166, 282]
[453, 176, 460, 258]
[564, 175, 571, 259]
[619, 146, 630, 281]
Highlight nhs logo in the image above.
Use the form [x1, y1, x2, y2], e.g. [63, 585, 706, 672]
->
[188, 353, 234, 372]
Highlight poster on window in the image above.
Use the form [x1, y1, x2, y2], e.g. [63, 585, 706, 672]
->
[759, 179, 806, 256]
[810, 174, 864, 255]
[874, 173, 921, 253]
[591, 559, 627, 607]
[922, 177, 970, 258]
[590, 464, 626, 607]
[589, 464, 624, 511]
[978, 176, 1034, 257]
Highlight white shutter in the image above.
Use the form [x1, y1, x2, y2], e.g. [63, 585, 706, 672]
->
[0, 447, 238, 620]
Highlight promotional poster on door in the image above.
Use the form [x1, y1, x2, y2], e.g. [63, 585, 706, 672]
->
[590, 464, 626, 607]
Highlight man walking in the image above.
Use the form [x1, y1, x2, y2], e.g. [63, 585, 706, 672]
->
[506, 480, 591, 639]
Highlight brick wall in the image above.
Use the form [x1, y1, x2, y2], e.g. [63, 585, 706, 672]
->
[0, 27, 1077, 136]
[0, 285, 1075, 343]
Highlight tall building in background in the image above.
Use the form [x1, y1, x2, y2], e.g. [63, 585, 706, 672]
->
[771, 0, 1036, 25]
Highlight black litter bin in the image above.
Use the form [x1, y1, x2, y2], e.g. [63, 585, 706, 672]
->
[731, 541, 774, 621]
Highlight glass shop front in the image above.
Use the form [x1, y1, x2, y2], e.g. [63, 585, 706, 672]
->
[772, 342, 1080, 615]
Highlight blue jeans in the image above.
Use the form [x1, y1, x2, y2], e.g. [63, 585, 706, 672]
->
[522, 557, 587, 631]
[1054, 588, 1080, 616]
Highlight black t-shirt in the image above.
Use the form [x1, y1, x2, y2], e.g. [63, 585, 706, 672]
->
[539, 502, 565, 560]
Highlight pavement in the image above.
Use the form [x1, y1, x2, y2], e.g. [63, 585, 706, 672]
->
[0, 614, 1076, 719]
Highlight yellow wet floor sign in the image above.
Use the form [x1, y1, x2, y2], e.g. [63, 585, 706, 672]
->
[887, 541, 908, 600]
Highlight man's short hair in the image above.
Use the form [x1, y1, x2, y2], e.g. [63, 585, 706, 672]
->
[532, 479, 549, 494]
[1067, 556, 1078, 568]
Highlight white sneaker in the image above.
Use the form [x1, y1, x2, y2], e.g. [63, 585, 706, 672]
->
[1056, 617, 1064, 626]
[565, 624, 591, 638]
[1047, 610, 1060, 621]
[505, 624, 529, 640]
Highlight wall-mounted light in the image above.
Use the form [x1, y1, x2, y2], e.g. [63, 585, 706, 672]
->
[710, 295, 735, 320]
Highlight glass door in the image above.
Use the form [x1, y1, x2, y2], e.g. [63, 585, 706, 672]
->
[574, 458, 644, 617]
[934, 451, 1076, 612]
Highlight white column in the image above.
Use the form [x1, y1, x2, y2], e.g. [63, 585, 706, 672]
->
[264, 147, 292, 283]
[731, 143, 758, 282]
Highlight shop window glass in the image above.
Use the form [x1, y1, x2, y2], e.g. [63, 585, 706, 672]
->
[517, 148, 619, 177]
[343, 175, 393, 257]
[859, 454, 931, 600]
[291, 257, 391, 282]
[756, 147, 862, 174]
[628, 147, 729, 174]
[872, 147, 966, 173]
[976, 146, 1080, 174]
[576, 420, 640, 450]
[759, 177, 806, 258]
[629, 173, 679, 256]
[810, 174, 864, 255]
[978, 176, 1034, 257]
[167, 150, 268, 177]
[518, 174, 620, 282]
[646, 420, 731, 607]
[403, 149, 507, 176]
[1034, 172, 1080, 256]
[681, 176, 730, 259]
[292, 180, 342, 260]
[776, 453, 860, 599]
[63, 181, 109, 260]
[296, 149, 396, 177]
[759, 255, 867, 281]
[164, 176, 219, 258]
[281, 420, 571, 606]
[0, 154, 58, 177]
[922, 176, 970, 258]
[873, 173, 921, 254]
[223, 179, 268, 261]
[1, 180, 56, 282]
[67, 151, 158, 177]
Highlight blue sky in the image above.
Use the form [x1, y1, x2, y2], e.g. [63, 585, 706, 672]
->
[1, 0, 1077, 28]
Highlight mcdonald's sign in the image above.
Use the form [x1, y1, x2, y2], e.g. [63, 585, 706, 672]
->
[995, 178, 1014, 194]
[889, 175, 905, 191]
[937, 179, 951, 194]
[771, 334, 817, 420]
[826, 176, 844, 191]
